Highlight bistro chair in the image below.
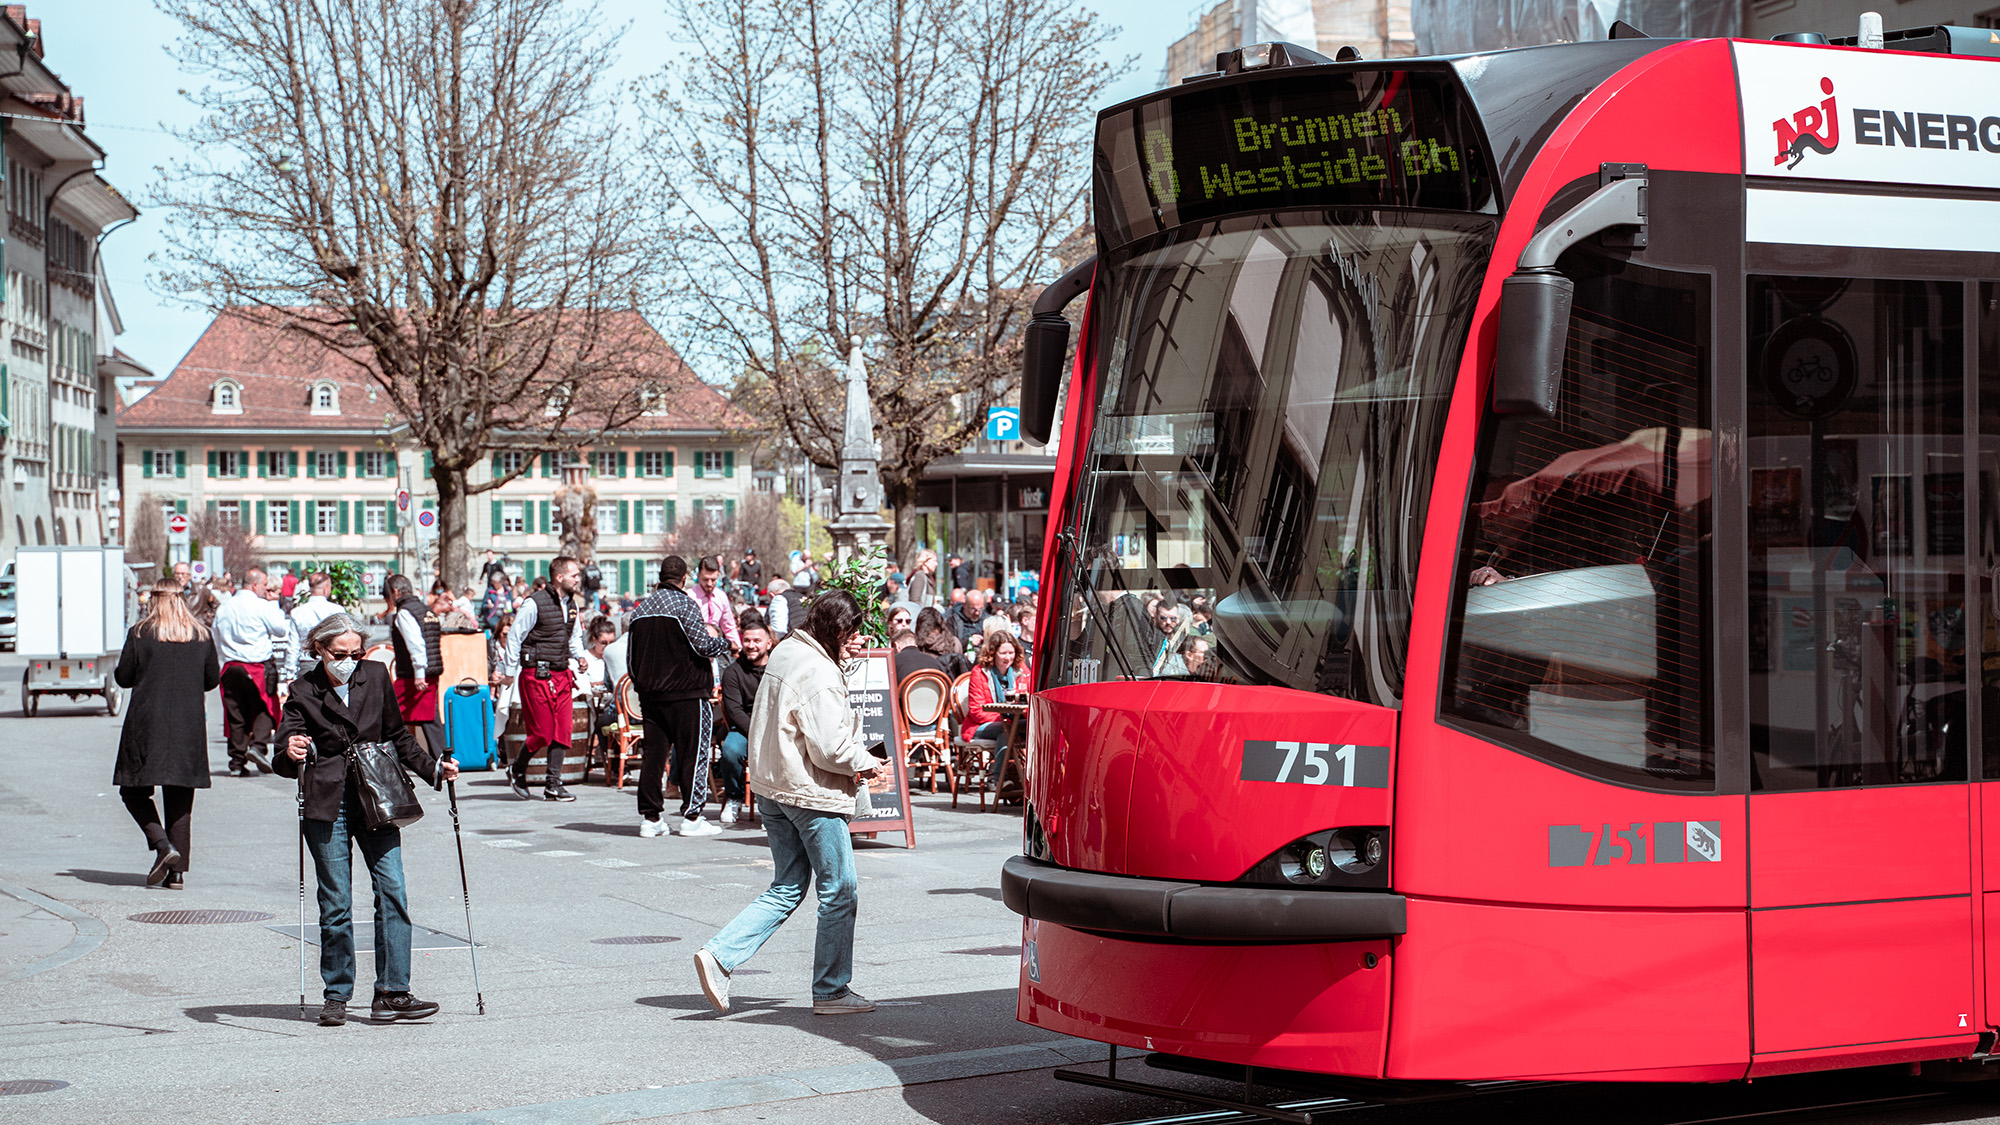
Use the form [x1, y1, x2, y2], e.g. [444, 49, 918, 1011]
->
[898, 669, 953, 797]
[609, 675, 645, 790]
[948, 672, 998, 811]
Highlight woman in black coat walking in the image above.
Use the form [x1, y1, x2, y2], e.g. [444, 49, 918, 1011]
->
[114, 580, 223, 888]
[276, 611, 457, 1027]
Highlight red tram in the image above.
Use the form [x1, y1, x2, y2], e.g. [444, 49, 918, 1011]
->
[1003, 23, 2000, 1084]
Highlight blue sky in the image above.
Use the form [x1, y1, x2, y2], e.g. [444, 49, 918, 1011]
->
[56, 0, 1184, 381]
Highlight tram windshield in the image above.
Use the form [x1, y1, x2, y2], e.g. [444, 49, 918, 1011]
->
[1053, 211, 1493, 703]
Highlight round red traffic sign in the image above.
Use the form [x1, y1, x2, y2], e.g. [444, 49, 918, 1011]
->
[167, 514, 189, 535]
[396, 489, 411, 512]
[416, 509, 436, 528]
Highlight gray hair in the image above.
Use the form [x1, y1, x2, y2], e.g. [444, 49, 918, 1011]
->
[306, 612, 367, 655]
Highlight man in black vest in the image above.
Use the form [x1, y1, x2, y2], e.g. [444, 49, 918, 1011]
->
[628, 555, 732, 836]
[501, 555, 587, 801]
[385, 574, 447, 758]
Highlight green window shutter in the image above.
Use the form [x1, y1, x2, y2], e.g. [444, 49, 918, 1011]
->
[206, 499, 218, 517]
[207, 449, 218, 476]
[386, 501, 398, 533]
[338, 451, 349, 478]
[289, 500, 300, 530]
[542, 454, 553, 478]
[338, 501, 350, 535]
[693, 454, 704, 479]
[491, 499, 502, 533]
[724, 450, 735, 478]
[725, 498, 736, 529]
[666, 450, 675, 474]
[176, 450, 186, 478]
[385, 451, 398, 477]
[255, 452, 266, 479]
[617, 559, 628, 591]
[141, 449, 153, 479]
[240, 449, 250, 476]
[665, 500, 676, 533]
[175, 499, 188, 514]
[490, 454, 501, 480]
[255, 500, 267, 534]
[288, 451, 300, 477]
[618, 501, 630, 534]
[306, 452, 318, 479]
[619, 451, 629, 478]
[538, 501, 550, 534]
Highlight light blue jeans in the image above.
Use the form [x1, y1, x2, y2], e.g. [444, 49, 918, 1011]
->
[703, 796, 858, 999]
[303, 789, 413, 1002]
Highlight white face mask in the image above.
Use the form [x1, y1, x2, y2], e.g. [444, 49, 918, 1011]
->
[327, 658, 360, 683]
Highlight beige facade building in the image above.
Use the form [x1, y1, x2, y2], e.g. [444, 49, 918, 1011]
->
[1162, 0, 1413, 85]
[117, 310, 757, 598]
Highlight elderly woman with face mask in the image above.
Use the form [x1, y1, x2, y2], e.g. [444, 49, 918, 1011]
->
[275, 612, 459, 1028]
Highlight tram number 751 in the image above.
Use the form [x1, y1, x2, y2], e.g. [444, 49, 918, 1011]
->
[1240, 741, 1391, 788]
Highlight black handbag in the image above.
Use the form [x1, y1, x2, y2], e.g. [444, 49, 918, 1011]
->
[345, 741, 426, 830]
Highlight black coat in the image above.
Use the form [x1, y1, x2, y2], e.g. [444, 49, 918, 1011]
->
[112, 627, 222, 789]
[274, 660, 443, 822]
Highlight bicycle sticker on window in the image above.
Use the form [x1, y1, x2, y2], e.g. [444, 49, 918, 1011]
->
[1240, 741, 1390, 788]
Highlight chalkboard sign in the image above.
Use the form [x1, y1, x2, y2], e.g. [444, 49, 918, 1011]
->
[847, 650, 915, 847]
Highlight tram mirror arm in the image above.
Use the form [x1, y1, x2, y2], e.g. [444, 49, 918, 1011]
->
[1492, 172, 1647, 416]
[1022, 257, 1098, 445]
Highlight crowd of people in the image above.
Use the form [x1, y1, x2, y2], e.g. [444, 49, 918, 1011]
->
[106, 539, 1043, 1027]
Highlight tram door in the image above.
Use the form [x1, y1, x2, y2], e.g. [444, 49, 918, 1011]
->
[1746, 274, 1977, 1060]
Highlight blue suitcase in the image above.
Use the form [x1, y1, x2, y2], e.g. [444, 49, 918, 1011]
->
[441, 682, 497, 770]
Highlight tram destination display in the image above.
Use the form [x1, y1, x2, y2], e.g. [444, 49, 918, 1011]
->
[1095, 68, 1490, 247]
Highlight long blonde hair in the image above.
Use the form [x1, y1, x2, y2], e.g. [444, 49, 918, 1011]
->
[140, 580, 209, 644]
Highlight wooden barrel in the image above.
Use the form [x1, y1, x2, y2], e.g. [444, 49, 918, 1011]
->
[500, 698, 593, 785]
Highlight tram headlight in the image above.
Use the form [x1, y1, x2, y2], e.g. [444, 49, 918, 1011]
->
[1246, 827, 1390, 889]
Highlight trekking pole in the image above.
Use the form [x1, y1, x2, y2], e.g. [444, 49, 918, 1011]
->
[296, 745, 310, 1019]
[443, 752, 486, 1014]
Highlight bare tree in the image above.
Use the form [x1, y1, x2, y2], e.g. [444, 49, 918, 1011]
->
[646, 0, 1120, 557]
[126, 498, 167, 576]
[156, 0, 656, 588]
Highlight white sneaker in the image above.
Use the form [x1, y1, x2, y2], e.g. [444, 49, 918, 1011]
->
[721, 799, 742, 825]
[676, 816, 723, 837]
[640, 817, 669, 838]
[694, 948, 731, 1013]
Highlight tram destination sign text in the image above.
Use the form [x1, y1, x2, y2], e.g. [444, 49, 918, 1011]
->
[1096, 68, 1489, 247]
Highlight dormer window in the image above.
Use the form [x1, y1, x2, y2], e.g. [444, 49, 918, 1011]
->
[310, 381, 340, 415]
[212, 379, 243, 414]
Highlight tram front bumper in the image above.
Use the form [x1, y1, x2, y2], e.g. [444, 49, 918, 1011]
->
[1001, 855, 1406, 942]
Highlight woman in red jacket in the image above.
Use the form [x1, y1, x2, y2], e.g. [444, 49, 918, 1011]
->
[964, 631, 1020, 750]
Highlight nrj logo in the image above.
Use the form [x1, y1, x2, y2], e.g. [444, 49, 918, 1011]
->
[1774, 77, 1838, 168]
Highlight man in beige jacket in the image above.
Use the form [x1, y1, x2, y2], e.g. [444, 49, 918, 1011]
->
[693, 589, 882, 1016]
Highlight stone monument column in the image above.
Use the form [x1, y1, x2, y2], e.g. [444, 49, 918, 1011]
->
[825, 343, 893, 563]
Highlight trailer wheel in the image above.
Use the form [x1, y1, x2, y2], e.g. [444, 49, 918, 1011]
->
[104, 685, 122, 717]
[23, 688, 37, 718]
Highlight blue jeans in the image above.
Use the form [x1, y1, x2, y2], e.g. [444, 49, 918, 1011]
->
[703, 796, 857, 999]
[717, 732, 749, 801]
[303, 790, 413, 1002]
[975, 721, 1009, 756]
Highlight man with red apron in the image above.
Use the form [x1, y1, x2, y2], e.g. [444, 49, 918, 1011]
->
[502, 555, 586, 802]
[212, 566, 290, 776]
[386, 574, 447, 757]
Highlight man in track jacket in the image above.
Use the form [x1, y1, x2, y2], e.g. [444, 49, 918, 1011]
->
[628, 555, 733, 837]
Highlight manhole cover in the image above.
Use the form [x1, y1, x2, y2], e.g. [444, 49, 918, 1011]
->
[129, 910, 274, 925]
[591, 936, 682, 945]
[0, 1080, 69, 1095]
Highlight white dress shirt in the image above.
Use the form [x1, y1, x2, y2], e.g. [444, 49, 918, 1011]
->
[213, 590, 290, 665]
[394, 606, 431, 680]
[284, 595, 344, 681]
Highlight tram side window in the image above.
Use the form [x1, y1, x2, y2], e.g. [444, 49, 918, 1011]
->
[1441, 257, 1713, 788]
[1750, 278, 1965, 789]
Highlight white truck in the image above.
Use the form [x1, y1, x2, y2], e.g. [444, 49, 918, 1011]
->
[15, 547, 138, 717]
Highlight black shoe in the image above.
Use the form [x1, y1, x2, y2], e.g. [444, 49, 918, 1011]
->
[370, 991, 439, 1021]
[510, 773, 532, 800]
[147, 847, 181, 887]
[244, 745, 273, 774]
[543, 782, 576, 802]
[164, 871, 185, 890]
[231, 765, 256, 778]
[318, 1000, 348, 1026]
